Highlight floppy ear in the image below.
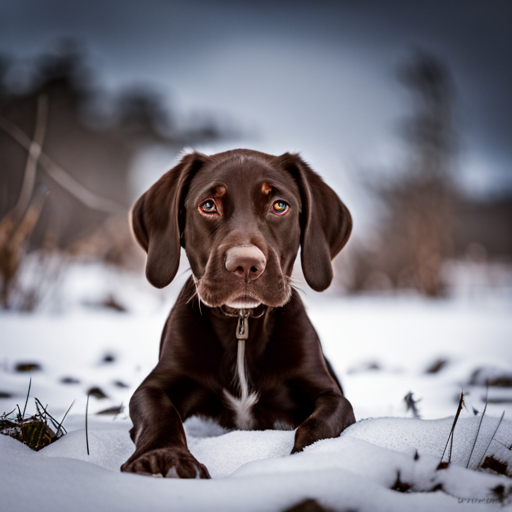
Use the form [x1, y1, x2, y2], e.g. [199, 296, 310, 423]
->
[278, 153, 352, 292]
[130, 152, 205, 288]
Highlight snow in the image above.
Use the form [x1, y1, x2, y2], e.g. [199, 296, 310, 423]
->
[1, 264, 512, 510]
[1, 415, 511, 511]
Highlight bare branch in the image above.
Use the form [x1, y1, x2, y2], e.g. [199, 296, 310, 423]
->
[0, 115, 124, 214]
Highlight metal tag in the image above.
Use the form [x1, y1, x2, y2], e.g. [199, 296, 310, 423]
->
[236, 311, 249, 340]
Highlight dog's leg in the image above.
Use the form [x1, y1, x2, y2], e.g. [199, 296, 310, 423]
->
[323, 356, 344, 394]
[291, 391, 355, 454]
[121, 380, 210, 478]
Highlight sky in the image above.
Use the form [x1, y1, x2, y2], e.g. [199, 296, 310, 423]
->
[1, 0, 511, 221]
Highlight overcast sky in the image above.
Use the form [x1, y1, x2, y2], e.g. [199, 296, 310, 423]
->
[1, 0, 511, 221]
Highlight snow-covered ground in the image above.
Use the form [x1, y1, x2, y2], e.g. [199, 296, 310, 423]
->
[1, 263, 512, 511]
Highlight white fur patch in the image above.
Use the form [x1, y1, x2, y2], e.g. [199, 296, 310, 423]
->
[223, 389, 259, 430]
[223, 338, 259, 429]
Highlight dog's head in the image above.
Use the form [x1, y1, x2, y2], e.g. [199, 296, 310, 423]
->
[131, 149, 351, 308]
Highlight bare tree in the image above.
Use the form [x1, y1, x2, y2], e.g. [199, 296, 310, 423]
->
[396, 52, 457, 296]
[343, 52, 457, 297]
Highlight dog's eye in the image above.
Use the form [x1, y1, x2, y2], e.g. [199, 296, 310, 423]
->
[199, 199, 218, 215]
[271, 200, 289, 216]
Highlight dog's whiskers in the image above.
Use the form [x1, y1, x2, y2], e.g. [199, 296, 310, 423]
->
[194, 281, 205, 315]
[186, 279, 205, 315]
[185, 285, 198, 305]
[291, 283, 306, 295]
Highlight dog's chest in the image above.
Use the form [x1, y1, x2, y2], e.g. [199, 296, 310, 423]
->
[221, 338, 259, 430]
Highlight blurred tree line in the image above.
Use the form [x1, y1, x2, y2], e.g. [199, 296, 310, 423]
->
[0, 41, 225, 309]
[1, 43, 510, 308]
[339, 52, 512, 297]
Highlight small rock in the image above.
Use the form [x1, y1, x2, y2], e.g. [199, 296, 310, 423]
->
[470, 366, 512, 387]
[425, 358, 449, 374]
[15, 362, 42, 372]
[87, 387, 109, 399]
[102, 294, 127, 313]
[61, 377, 80, 385]
[96, 405, 124, 415]
[284, 499, 335, 512]
[481, 455, 509, 477]
[102, 353, 116, 363]
[347, 361, 381, 374]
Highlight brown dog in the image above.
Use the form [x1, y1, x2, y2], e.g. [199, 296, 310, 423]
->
[121, 149, 356, 478]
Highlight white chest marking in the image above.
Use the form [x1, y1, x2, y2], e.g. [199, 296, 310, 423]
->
[223, 338, 259, 429]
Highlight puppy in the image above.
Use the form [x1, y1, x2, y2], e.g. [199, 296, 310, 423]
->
[121, 149, 356, 478]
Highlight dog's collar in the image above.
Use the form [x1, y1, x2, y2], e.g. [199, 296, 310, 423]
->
[213, 306, 267, 344]
[219, 304, 267, 319]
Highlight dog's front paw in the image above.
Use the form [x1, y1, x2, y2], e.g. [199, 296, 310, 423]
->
[291, 405, 356, 454]
[121, 447, 210, 479]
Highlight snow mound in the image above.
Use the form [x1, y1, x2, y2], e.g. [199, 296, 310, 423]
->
[347, 415, 512, 472]
[2, 414, 509, 511]
[42, 425, 134, 472]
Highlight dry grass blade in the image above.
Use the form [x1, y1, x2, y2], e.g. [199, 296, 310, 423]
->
[55, 400, 75, 437]
[1, 394, 71, 451]
[493, 439, 512, 451]
[0, 186, 50, 309]
[22, 377, 32, 418]
[16, 404, 23, 421]
[34, 397, 65, 433]
[85, 392, 90, 456]
[477, 411, 506, 470]
[3, 407, 16, 417]
[438, 390, 464, 468]
[466, 385, 488, 468]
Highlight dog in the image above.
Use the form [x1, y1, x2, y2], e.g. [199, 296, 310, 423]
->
[121, 149, 356, 478]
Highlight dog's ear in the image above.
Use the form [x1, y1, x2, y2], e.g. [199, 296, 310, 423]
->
[278, 153, 352, 292]
[131, 152, 206, 288]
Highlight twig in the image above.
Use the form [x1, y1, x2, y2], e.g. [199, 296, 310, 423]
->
[11, 95, 48, 222]
[85, 393, 90, 456]
[404, 391, 421, 419]
[476, 411, 506, 470]
[466, 386, 488, 468]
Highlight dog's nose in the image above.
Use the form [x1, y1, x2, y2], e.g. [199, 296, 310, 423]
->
[225, 246, 266, 282]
